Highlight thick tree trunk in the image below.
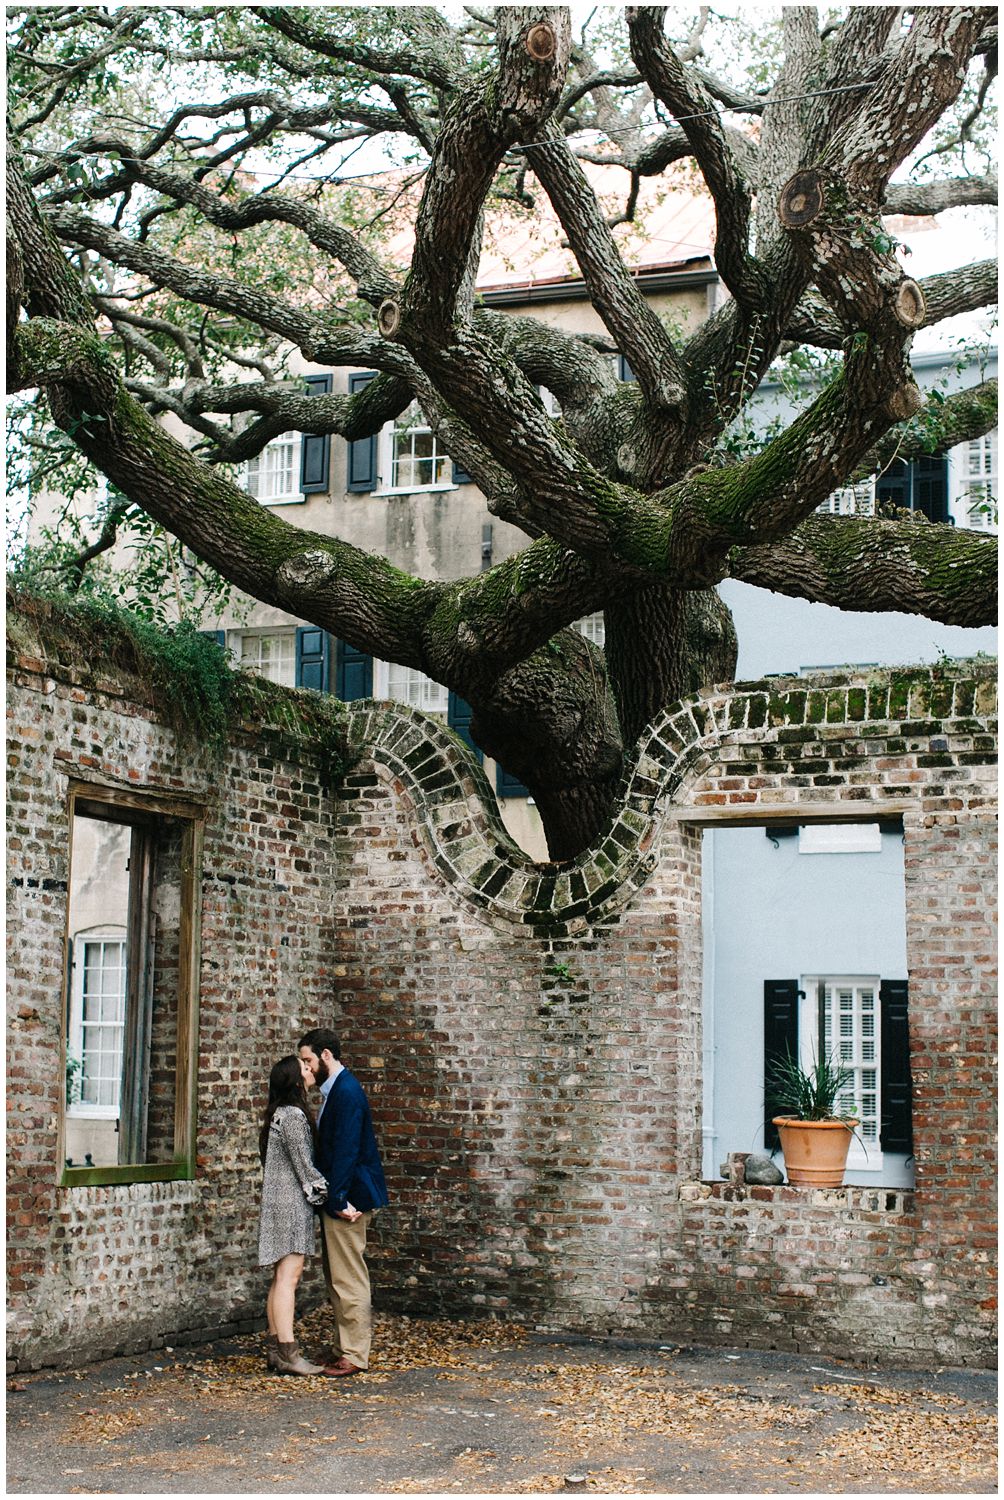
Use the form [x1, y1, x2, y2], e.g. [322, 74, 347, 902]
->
[605, 585, 738, 745]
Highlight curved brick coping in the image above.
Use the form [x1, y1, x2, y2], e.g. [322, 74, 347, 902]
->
[342, 661, 996, 937]
[681, 1181, 915, 1213]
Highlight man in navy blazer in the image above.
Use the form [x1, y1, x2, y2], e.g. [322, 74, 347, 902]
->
[298, 1027, 388, 1376]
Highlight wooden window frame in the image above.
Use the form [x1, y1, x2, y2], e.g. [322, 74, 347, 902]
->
[59, 780, 205, 1188]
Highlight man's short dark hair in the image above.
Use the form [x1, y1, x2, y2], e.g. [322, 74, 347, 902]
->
[299, 1027, 341, 1059]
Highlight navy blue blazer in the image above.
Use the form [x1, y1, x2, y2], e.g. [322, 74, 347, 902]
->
[316, 1068, 389, 1217]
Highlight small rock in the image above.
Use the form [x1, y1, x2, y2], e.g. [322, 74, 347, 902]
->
[743, 1153, 784, 1185]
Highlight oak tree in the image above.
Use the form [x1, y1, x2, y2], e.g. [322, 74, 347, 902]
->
[7, 5, 998, 857]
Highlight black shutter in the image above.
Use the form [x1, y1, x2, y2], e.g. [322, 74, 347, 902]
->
[346, 372, 378, 492]
[447, 692, 483, 763]
[300, 374, 332, 494]
[880, 979, 913, 1153]
[452, 460, 472, 485]
[295, 626, 331, 693]
[764, 979, 799, 1152]
[334, 639, 373, 701]
[496, 764, 530, 799]
[618, 354, 636, 382]
[875, 457, 911, 513]
[911, 455, 949, 524]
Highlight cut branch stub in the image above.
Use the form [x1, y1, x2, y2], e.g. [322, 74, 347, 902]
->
[779, 169, 825, 229]
[525, 23, 557, 61]
[377, 298, 402, 339]
[893, 279, 926, 329]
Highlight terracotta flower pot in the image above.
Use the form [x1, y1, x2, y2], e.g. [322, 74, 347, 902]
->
[772, 1117, 854, 1187]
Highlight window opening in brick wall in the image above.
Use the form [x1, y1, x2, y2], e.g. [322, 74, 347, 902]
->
[702, 821, 913, 1189]
[61, 786, 203, 1185]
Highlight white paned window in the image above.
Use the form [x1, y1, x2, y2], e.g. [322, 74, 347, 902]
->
[801, 975, 882, 1170]
[573, 612, 606, 647]
[386, 404, 451, 491]
[374, 659, 449, 716]
[956, 432, 997, 531]
[798, 823, 882, 854]
[816, 479, 875, 516]
[246, 432, 300, 504]
[232, 630, 296, 687]
[68, 930, 127, 1116]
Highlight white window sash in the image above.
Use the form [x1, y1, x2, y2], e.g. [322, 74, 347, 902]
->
[372, 658, 449, 715]
[68, 928, 128, 1119]
[377, 406, 455, 493]
[246, 433, 301, 504]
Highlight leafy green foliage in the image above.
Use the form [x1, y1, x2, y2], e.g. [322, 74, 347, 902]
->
[767, 1048, 856, 1122]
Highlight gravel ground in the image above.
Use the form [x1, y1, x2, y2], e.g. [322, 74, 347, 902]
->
[6, 1310, 997, 1496]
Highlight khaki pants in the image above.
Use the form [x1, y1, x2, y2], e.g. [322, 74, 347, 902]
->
[319, 1211, 373, 1368]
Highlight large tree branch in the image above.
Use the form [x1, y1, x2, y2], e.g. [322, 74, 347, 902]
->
[884, 171, 998, 215]
[401, 7, 570, 344]
[251, 6, 462, 91]
[627, 6, 767, 310]
[521, 126, 689, 413]
[47, 206, 413, 371]
[729, 513, 997, 627]
[837, 8, 990, 203]
[786, 259, 998, 348]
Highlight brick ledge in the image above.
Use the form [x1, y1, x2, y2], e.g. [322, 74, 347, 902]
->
[680, 1180, 915, 1212]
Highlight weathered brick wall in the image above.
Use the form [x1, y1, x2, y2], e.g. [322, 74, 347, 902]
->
[7, 652, 340, 1368]
[334, 672, 996, 1367]
[7, 638, 997, 1371]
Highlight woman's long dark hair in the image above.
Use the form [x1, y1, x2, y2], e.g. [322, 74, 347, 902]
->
[259, 1055, 318, 1167]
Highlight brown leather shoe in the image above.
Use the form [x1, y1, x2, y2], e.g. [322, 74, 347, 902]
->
[323, 1357, 364, 1377]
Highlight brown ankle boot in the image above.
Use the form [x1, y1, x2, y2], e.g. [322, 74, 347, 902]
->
[274, 1340, 324, 1376]
[264, 1333, 280, 1370]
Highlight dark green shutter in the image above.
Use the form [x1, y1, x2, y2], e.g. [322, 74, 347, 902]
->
[880, 979, 913, 1153]
[447, 692, 482, 763]
[295, 627, 330, 693]
[496, 764, 530, 799]
[347, 372, 378, 492]
[452, 460, 472, 484]
[764, 979, 799, 1152]
[911, 455, 948, 524]
[300, 374, 332, 494]
[334, 639, 373, 700]
[618, 354, 635, 382]
[198, 630, 227, 648]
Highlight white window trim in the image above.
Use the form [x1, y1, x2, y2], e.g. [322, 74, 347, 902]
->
[245, 431, 304, 506]
[374, 409, 457, 496]
[800, 975, 882, 1173]
[372, 658, 449, 716]
[227, 629, 297, 688]
[67, 925, 128, 1119]
[948, 429, 998, 533]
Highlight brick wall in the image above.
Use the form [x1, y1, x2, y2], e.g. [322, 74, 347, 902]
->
[6, 631, 997, 1371]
